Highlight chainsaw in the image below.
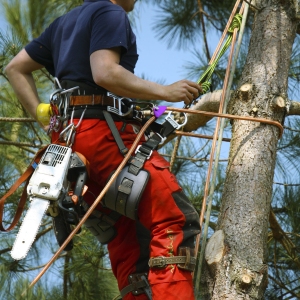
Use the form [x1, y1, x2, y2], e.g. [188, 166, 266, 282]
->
[11, 144, 88, 260]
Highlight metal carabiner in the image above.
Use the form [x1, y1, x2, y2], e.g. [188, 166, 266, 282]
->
[165, 111, 187, 130]
[74, 106, 87, 128]
[49, 89, 63, 103]
[107, 92, 133, 117]
[59, 122, 74, 141]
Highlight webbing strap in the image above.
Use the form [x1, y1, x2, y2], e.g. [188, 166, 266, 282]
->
[103, 110, 128, 156]
[120, 280, 148, 298]
[116, 178, 134, 215]
[103, 110, 179, 175]
[128, 118, 177, 175]
[120, 272, 152, 299]
[0, 146, 48, 232]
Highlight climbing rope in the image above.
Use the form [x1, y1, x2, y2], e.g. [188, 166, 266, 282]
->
[169, 134, 182, 172]
[197, 13, 243, 95]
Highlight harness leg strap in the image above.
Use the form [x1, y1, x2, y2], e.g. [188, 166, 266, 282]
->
[120, 273, 152, 299]
[148, 247, 196, 272]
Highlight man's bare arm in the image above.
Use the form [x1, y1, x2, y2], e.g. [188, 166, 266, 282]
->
[5, 49, 44, 120]
[90, 47, 201, 106]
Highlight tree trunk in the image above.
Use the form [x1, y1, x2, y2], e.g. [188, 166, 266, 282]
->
[203, 1, 298, 299]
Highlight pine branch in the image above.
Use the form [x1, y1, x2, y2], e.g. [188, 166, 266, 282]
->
[0, 117, 36, 122]
[0, 140, 44, 148]
[269, 209, 300, 269]
[269, 274, 300, 299]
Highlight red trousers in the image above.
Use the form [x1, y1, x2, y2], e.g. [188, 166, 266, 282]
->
[52, 119, 200, 299]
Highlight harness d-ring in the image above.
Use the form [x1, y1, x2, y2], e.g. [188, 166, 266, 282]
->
[165, 111, 187, 130]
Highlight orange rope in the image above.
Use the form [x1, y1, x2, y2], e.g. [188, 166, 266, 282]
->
[168, 107, 284, 138]
[209, 0, 241, 64]
[174, 131, 231, 142]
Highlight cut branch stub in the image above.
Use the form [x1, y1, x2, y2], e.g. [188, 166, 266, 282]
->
[239, 273, 252, 290]
[239, 83, 252, 101]
[205, 230, 225, 277]
[272, 96, 285, 110]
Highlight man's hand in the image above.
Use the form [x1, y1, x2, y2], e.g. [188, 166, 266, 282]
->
[163, 80, 202, 106]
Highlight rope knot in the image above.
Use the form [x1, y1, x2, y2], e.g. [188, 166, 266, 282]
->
[200, 81, 211, 95]
[228, 13, 243, 33]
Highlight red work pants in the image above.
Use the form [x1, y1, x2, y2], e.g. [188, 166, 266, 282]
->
[52, 118, 200, 300]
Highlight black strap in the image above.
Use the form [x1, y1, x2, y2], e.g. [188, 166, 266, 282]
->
[115, 178, 134, 215]
[120, 273, 152, 299]
[103, 110, 129, 156]
[120, 280, 147, 298]
[103, 109, 179, 174]
[128, 118, 178, 175]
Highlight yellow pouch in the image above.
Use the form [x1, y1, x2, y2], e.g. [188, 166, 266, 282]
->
[36, 103, 52, 126]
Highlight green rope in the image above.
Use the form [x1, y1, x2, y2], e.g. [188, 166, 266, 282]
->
[197, 14, 243, 94]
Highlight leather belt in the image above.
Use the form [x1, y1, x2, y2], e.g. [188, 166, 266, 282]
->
[148, 255, 196, 269]
[69, 95, 116, 107]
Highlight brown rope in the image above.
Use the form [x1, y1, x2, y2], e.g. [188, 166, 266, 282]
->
[169, 134, 182, 172]
[175, 131, 231, 142]
[168, 107, 284, 138]
[209, 0, 241, 64]
[0, 117, 35, 122]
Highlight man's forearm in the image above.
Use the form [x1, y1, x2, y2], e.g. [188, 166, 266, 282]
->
[6, 70, 40, 119]
[96, 64, 165, 100]
[5, 49, 44, 120]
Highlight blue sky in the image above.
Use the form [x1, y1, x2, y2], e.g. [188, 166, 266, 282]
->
[133, 3, 196, 85]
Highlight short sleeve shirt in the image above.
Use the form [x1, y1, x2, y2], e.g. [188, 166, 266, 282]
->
[25, 0, 138, 88]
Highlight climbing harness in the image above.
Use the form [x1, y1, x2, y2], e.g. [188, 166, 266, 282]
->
[120, 273, 152, 299]
[103, 108, 187, 220]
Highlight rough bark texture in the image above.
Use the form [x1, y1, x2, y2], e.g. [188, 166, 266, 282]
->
[202, 1, 298, 299]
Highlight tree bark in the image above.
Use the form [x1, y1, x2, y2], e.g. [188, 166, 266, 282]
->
[202, 1, 298, 299]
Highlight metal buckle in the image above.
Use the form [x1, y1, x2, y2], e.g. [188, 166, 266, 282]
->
[107, 92, 133, 117]
[135, 145, 152, 159]
[149, 256, 167, 268]
[165, 111, 187, 130]
[155, 132, 167, 145]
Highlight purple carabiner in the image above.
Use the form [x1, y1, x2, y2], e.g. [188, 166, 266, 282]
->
[154, 106, 167, 118]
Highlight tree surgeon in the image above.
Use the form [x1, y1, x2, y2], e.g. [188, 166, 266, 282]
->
[5, 0, 202, 299]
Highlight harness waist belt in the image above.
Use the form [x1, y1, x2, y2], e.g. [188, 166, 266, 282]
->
[70, 95, 116, 107]
[68, 106, 121, 120]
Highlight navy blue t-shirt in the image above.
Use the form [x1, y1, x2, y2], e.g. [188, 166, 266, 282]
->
[25, 0, 138, 88]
